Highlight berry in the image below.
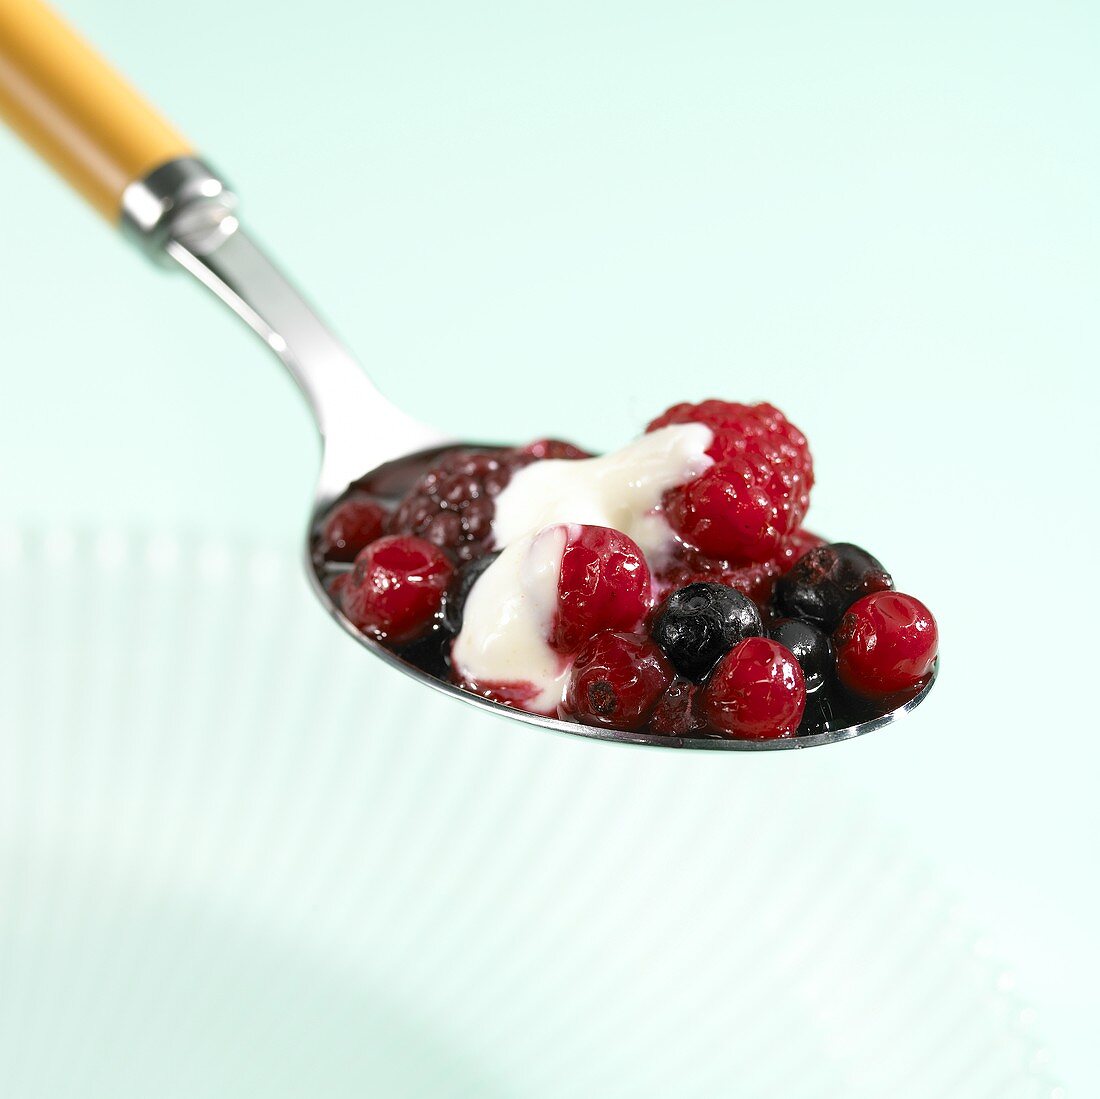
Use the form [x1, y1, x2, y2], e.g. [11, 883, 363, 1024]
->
[702, 637, 807, 739]
[390, 442, 586, 562]
[520, 438, 592, 461]
[648, 400, 813, 562]
[552, 526, 651, 653]
[769, 618, 833, 693]
[563, 632, 674, 730]
[649, 679, 707, 736]
[389, 449, 524, 561]
[834, 592, 938, 698]
[651, 582, 763, 682]
[442, 552, 500, 634]
[341, 535, 454, 643]
[318, 494, 387, 562]
[774, 542, 893, 630]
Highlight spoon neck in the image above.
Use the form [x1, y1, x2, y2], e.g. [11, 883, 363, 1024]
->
[125, 157, 447, 500]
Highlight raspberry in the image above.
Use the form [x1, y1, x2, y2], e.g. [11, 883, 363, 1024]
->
[390, 442, 587, 561]
[341, 535, 454, 643]
[318, 494, 387, 562]
[648, 400, 813, 563]
[702, 637, 807, 739]
[551, 525, 651, 654]
[563, 632, 674, 730]
[834, 592, 938, 697]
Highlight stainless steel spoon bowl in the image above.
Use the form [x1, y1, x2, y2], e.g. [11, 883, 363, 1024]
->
[0, 6, 936, 749]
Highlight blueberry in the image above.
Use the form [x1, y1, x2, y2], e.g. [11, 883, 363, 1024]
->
[769, 618, 833, 693]
[774, 542, 893, 630]
[441, 551, 500, 634]
[651, 582, 763, 682]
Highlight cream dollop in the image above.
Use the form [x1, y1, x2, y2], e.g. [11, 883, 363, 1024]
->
[491, 423, 713, 562]
[450, 525, 572, 714]
[450, 424, 714, 711]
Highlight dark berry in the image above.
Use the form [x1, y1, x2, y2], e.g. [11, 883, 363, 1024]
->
[774, 542, 893, 630]
[318, 494, 387, 562]
[552, 526, 651, 654]
[649, 679, 707, 736]
[648, 400, 813, 562]
[563, 632, 674, 731]
[341, 535, 454, 643]
[702, 637, 806, 739]
[835, 592, 938, 697]
[389, 449, 525, 561]
[651, 582, 763, 682]
[395, 623, 452, 680]
[442, 552, 500, 634]
[769, 618, 833, 693]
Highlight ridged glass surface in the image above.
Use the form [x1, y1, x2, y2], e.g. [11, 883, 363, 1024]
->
[0, 530, 1062, 1098]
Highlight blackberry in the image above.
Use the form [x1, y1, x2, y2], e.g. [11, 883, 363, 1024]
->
[390, 442, 587, 561]
[774, 542, 893, 630]
[651, 582, 763, 682]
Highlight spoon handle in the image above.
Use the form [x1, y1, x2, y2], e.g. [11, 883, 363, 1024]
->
[0, 0, 192, 220]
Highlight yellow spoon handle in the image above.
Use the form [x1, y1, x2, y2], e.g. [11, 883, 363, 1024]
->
[0, 0, 191, 221]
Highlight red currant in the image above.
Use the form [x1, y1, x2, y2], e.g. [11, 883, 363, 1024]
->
[702, 637, 806, 739]
[834, 591, 938, 697]
[551, 526, 651, 654]
[564, 632, 673, 730]
[319, 494, 387, 563]
[341, 535, 453, 643]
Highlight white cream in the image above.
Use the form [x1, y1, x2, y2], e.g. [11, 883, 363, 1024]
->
[451, 525, 572, 714]
[450, 423, 714, 711]
[492, 423, 714, 561]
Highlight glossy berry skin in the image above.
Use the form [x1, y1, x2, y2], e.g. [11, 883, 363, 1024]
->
[648, 401, 813, 563]
[551, 526, 651, 654]
[702, 637, 807, 740]
[651, 582, 763, 682]
[835, 592, 938, 698]
[774, 542, 893, 631]
[563, 632, 674, 730]
[649, 679, 707, 736]
[319, 494, 387, 563]
[341, 535, 454, 643]
[769, 618, 833, 694]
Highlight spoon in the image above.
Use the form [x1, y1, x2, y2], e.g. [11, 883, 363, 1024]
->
[0, 0, 936, 749]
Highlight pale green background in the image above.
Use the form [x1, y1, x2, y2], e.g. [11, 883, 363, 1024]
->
[1, 0, 1098, 1092]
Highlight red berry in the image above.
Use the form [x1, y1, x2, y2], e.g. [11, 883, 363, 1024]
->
[318, 494, 388, 563]
[520, 438, 592, 461]
[563, 632, 674, 730]
[649, 679, 708, 736]
[551, 525, 651, 654]
[341, 535, 454, 643]
[834, 592, 938, 697]
[702, 637, 806, 739]
[648, 400, 813, 563]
